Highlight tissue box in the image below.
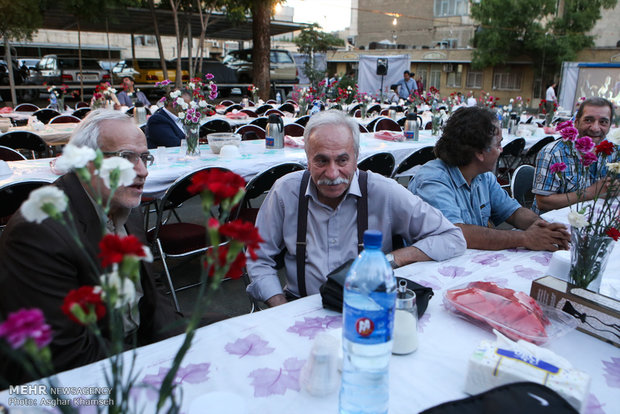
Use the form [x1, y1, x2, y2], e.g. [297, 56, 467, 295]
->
[464, 340, 590, 413]
[530, 276, 620, 347]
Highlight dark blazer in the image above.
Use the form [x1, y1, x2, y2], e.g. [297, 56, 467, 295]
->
[0, 173, 182, 381]
[145, 108, 186, 149]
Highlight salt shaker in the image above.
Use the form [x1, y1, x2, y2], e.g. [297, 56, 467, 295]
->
[392, 279, 418, 355]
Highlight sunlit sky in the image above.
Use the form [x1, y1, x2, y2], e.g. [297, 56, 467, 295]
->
[283, 0, 352, 32]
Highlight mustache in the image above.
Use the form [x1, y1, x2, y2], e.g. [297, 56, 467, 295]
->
[317, 177, 350, 186]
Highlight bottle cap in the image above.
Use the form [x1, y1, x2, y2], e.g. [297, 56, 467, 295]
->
[363, 229, 382, 248]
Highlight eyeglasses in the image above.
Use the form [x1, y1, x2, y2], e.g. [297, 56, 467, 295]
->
[103, 150, 154, 167]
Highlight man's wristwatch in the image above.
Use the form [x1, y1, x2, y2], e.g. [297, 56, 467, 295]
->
[385, 253, 398, 269]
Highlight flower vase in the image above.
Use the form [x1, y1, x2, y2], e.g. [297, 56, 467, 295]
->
[360, 105, 367, 120]
[184, 125, 201, 158]
[431, 118, 440, 136]
[569, 228, 615, 292]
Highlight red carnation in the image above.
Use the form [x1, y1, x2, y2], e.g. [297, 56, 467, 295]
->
[595, 140, 614, 157]
[187, 169, 246, 204]
[606, 227, 620, 241]
[218, 219, 264, 260]
[98, 234, 145, 268]
[61, 286, 106, 325]
[205, 245, 246, 279]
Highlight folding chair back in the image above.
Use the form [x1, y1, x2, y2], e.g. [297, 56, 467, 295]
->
[200, 119, 232, 138]
[0, 131, 49, 159]
[510, 164, 535, 208]
[240, 109, 258, 118]
[357, 152, 395, 177]
[0, 145, 27, 161]
[496, 138, 526, 187]
[374, 118, 402, 132]
[284, 123, 305, 137]
[14, 103, 39, 112]
[72, 107, 92, 120]
[522, 136, 555, 166]
[32, 108, 61, 124]
[391, 146, 436, 178]
[295, 115, 310, 127]
[224, 104, 243, 113]
[235, 124, 266, 141]
[249, 117, 269, 129]
[49, 115, 81, 124]
[278, 103, 295, 114]
[0, 180, 51, 230]
[255, 104, 272, 115]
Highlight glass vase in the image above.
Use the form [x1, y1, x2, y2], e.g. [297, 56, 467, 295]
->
[431, 119, 440, 136]
[569, 228, 614, 293]
[184, 125, 201, 158]
[360, 105, 367, 120]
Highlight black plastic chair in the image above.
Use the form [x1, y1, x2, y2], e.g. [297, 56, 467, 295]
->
[32, 108, 61, 124]
[367, 104, 382, 116]
[14, 103, 39, 112]
[366, 116, 388, 132]
[75, 101, 90, 109]
[249, 117, 269, 130]
[0, 180, 51, 232]
[348, 104, 360, 116]
[265, 108, 285, 117]
[72, 107, 92, 120]
[278, 103, 296, 113]
[233, 162, 305, 224]
[510, 164, 535, 208]
[240, 109, 258, 118]
[199, 119, 232, 138]
[391, 146, 436, 180]
[0, 145, 27, 161]
[146, 167, 231, 312]
[284, 123, 305, 137]
[373, 118, 402, 132]
[357, 152, 395, 177]
[0, 131, 49, 159]
[358, 124, 369, 133]
[521, 136, 555, 166]
[235, 124, 266, 141]
[224, 104, 243, 114]
[496, 138, 526, 188]
[49, 115, 81, 124]
[125, 106, 152, 116]
[295, 115, 310, 127]
[255, 104, 273, 115]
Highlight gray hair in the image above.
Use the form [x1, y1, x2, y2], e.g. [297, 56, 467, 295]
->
[303, 110, 360, 157]
[69, 109, 134, 149]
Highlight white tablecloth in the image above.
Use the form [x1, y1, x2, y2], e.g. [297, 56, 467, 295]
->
[1, 230, 618, 413]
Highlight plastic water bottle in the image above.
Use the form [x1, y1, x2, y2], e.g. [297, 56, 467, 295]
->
[309, 101, 321, 116]
[340, 230, 397, 414]
[276, 91, 282, 105]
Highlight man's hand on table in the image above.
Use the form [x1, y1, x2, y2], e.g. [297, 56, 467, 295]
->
[266, 294, 288, 307]
[523, 219, 570, 251]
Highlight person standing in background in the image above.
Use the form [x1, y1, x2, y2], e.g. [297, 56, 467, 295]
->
[545, 82, 558, 126]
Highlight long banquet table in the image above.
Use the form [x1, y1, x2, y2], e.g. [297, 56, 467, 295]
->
[1, 206, 618, 413]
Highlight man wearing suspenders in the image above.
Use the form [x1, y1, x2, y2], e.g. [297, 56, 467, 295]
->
[246, 111, 466, 307]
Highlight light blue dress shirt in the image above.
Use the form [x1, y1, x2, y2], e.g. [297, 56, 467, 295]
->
[408, 159, 521, 227]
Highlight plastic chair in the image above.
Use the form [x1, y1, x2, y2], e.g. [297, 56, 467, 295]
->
[284, 123, 305, 137]
[224, 104, 243, 113]
[240, 109, 258, 118]
[0, 131, 49, 159]
[146, 167, 232, 312]
[373, 118, 402, 132]
[74, 101, 90, 109]
[353, 109, 361, 118]
[295, 115, 310, 127]
[348, 104, 360, 116]
[0, 145, 27, 161]
[235, 124, 266, 141]
[255, 104, 273, 115]
[265, 99, 277, 105]
[0, 180, 51, 232]
[219, 100, 235, 106]
[232, 162, 305, 224]
[31, 108, 61, 124]
[199, 119, 232, 138]
[49, 115, 81, 124]
[366, 116, 388, 132]
[391, 146, 436, 181]
[265, 108, 285, 117]
[357, 152, 395, 177]
[510, 164, 535, 208]
[278, 103, 296, 114]
[496, 138, 526, 188]
[367, 104, 382, 116]
[72, 107, 92, 120]
[249, 117, 269, 130]
[521, 136, 555, 166]
[14, 103, 39, 112]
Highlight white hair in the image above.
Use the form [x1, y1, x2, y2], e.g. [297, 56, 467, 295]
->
[69, 109, 134, 149]
[303, 110, 360, 157]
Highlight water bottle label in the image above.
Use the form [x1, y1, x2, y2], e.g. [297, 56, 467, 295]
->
[344, 296, 395, 345]
[404, 131, 416, 140]
[265, 136, 274, 147]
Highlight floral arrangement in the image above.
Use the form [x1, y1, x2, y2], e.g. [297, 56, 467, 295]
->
[45, 83, 68, 111]
[550, 121, 620, 289]
[355, 92, 373, 118]
[335, 75, 357, 105]
[0, 145, 262, 412]
[539, 99, 558, 115]
[247, 84, 259, 103]
[92, 82, 117, 109]
[478, 91, 498, 109]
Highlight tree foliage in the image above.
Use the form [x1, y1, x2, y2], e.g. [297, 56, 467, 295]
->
[471, 0, 618, 80]
[0, 0, 46, 40]
[294, 23, 343, 90]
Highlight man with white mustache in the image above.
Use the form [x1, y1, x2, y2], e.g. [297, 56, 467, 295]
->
[246, 110, 466, 307]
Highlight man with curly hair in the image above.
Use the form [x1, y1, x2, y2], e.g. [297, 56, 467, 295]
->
[409, 106, 570, 251]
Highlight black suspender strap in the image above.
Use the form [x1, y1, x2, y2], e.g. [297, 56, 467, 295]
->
[296, 170, 368, 298]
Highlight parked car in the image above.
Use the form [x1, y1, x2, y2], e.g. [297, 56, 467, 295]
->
[223, 49, 298, 93]
[172, 57, 238, 96]
[112, 58, 189, 85]
[29, 55, 110, 86]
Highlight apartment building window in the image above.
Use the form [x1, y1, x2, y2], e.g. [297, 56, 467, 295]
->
[434, 0, 468, 17]
[466, 71, 483, 89]
[492, 70, 522, 91]
[429, 66, 441, 90]
[446, 64, 463, 87]
[135, 35, 156, 47]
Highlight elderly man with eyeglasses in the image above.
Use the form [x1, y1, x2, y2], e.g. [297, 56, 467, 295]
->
[0, 110, 182, 383]
[409, 106, 570, 251]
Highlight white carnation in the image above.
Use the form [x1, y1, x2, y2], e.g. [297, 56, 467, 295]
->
[55, 144, 96, 172]
[21, 186, 68, 223]
[188, 82, 195, 89]
[178, 112, 185, 120]
[101, 270, 136, 308]
[567, 211, 588, 229]
[607, 128, 620, 146]
[170, 90, 181, 98]
[606, 162, 620, 174]
[199, 100, 207, 108]
[175, 97, 185, 106]
[100, 157, 136, 189]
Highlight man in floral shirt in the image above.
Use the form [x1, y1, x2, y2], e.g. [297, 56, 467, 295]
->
[532, 97, 618, 214]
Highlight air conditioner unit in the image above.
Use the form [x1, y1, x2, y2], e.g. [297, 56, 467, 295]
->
[443, 64, 454, 72]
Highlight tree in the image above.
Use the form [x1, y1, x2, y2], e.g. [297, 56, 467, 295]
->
[0, 0, 44, 105]
[471, 0, 617, 84]
[294, 23, 343, 90]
